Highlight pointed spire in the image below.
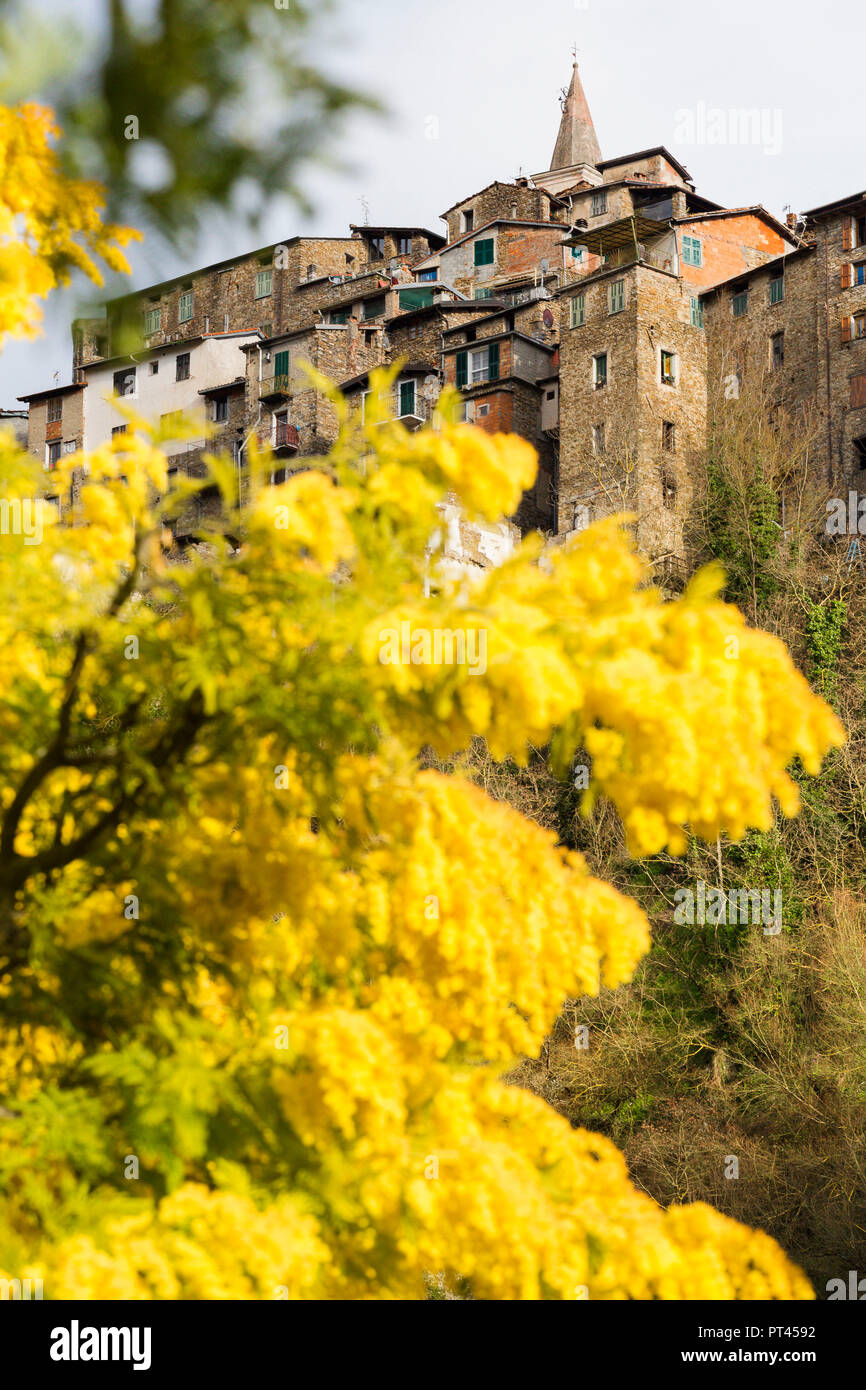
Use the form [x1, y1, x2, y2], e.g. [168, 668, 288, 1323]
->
[550, 63, 601, 172]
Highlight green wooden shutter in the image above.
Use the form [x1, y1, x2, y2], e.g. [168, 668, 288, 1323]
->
[399, 380, 415, 416]
[274, 350, 289, 387]
[474, 239, 494, 266]
[487, 341, 500, 381]
[456, 351, 468, 388]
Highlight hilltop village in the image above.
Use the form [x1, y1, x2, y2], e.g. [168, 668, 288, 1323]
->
[18, 64, 866, 574]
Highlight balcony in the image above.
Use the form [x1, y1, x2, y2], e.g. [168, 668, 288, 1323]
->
[259, 374, 291, 401]
[394, 395, 431, 430]
[564, 213, 678, 281]
[258, 419, 300, 455]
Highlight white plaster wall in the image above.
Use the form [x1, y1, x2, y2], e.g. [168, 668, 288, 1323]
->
[83, 334, 257, 451]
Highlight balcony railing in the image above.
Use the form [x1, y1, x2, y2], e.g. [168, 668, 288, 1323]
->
[570, 242, 679, 281]
[275, 419, 300, 451]
[395, 395, 431, 424]
[259, 374, 291, 399]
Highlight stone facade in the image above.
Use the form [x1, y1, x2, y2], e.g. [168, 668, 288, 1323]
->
[18, 60, 864, 570]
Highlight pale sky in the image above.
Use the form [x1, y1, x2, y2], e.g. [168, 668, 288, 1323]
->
[1, 0, 862, 403]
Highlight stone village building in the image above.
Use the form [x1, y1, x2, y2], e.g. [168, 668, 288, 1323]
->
[16, 63, 866, 575]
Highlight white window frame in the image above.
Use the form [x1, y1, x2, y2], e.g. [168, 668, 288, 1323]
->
[397, 378, 417, 417]
[469, 346, 491, 384]
[660, 349, 677, 387]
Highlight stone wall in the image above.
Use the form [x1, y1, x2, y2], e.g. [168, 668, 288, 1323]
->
[443, 183, 558, 243]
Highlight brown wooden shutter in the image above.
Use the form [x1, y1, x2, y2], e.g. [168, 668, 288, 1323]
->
[842, 261, 852, 290]
[851, 374, 866, 408]
[842, 315, 852, 343]
[843, 216, 855, 251]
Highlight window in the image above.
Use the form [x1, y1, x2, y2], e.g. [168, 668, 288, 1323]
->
[592, 423, 605, 454]
[690, 296, 704, 328]
[455, 342, 500, 387]
[362, 295, 386, 320]
[149, 360, 159, 375]
[546, 389, 556, 401]
[273, 349, 290, 388]
[661, 463, 677, 506]
[477, 403, 489, 417]
[255, 268, 273, 299]
[178, 290, 194, 323]
[462, 210, 474, 233]
[397, 236, 412, 256]
[608, 279, 625, 314]
[474, 238, 495, 267]
[844, 313, 866, 342]
[591, 190, 607, 217]
[213, 397, 229, 423]
[682, 234, 703, 267]
[470, 343, 499, 383]
[843, 262, 866, 288]
[113, 367, 136, 397]
[46, 439, 61, 469]
[46, 396, 62, 423]
[843, 215, 866, 251]
[474, 286, 494, 300]
[328, 311, 348, 324]
[571, 246, 585, 262]
[855, 437, 866, 469]
[660, 349, 676, 386]
[662, 420, 676, 453]
[570, 293, 586, 328]
[111, 424, 128, 437]
[144, 306, 161, 335]
[260, 323, 273, 339]
[732, 287, 749, 317]
[419, 270, 437, 281]
[593, 353, 608, 389]
[398, 379, 416, 417]
[369, 236, 385, 258]
[305, 264, 317, 280]
[770, 332, 785, 369]
[63, 439, 76, 454]
[769, 271, 784, 303]
[176, 353, 191, 382]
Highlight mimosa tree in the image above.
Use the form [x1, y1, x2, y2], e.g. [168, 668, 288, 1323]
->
[0, 103, 843, 1299]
